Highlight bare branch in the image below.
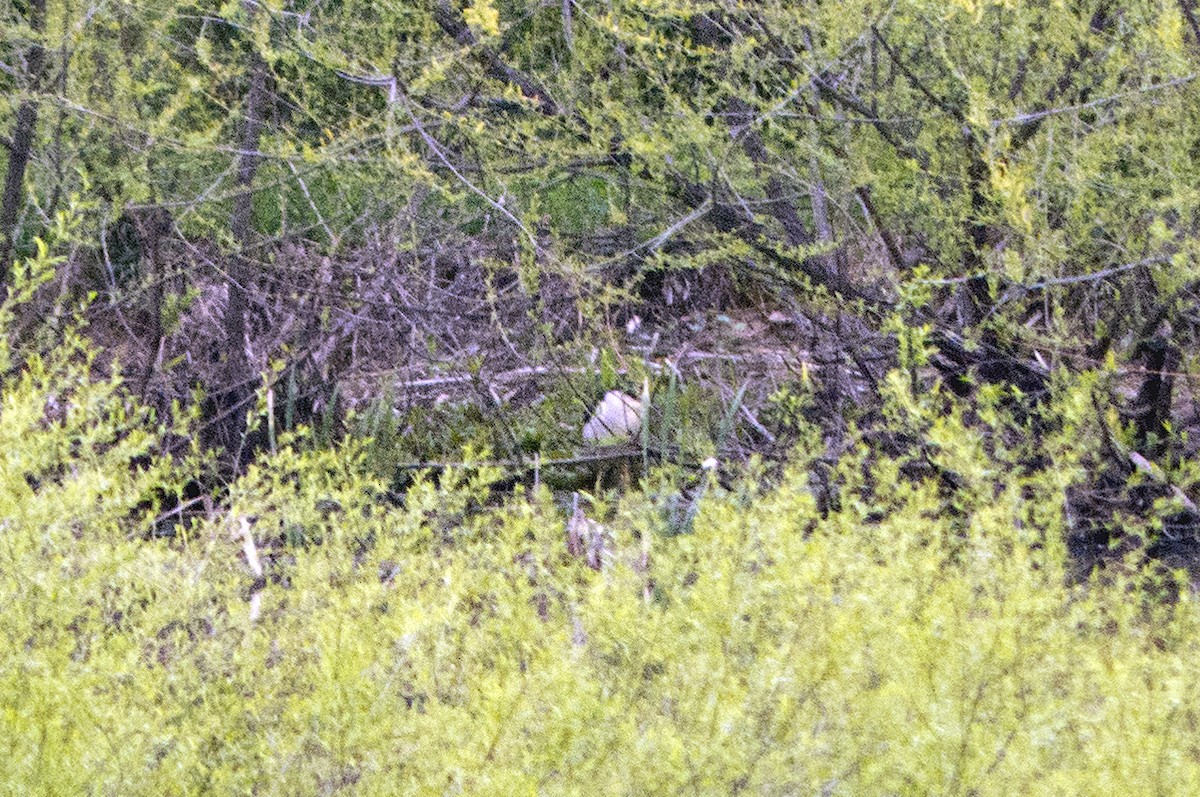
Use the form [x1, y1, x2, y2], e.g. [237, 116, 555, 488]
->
[399, 93, 545, 257]
[871, 25, 965, 122]
[998, 73, 1198, 128]
[912, 254, 1172, 290]
[811, 73, 928, 168]
[431, 1, 561, 116]
[1008, 2, 1116, 150]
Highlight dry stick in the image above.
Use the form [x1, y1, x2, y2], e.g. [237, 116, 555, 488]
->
[234, 515, 265, 622]
[586, 199, 718, 270]
[724, 97, 815, 250]
[669, 173, 891, 306]
[785, 81, 906, 272]
[408, 6, 962, 411]
[741, 404, 777, 444]
[1007, 4, 1119, 151]
[285, 160, 337, 246]
[390, 441, 733, 475]
[143, 495, 208, 536]
[633, 198, 713, 256]
[369, 84, 595, 448]
[794, 32, 848, 275]
[810, 73, 927, 167]
[424, 1, 895, 396]
[1128, 450, 1200, 515]
[853, 186, 905, 272]
[366, 66, 626, 421]
[390, 367, 544, 391]
[868, 23, 994, 302]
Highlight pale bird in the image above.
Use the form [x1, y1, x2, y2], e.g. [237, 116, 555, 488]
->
[582, 390, 643, 444]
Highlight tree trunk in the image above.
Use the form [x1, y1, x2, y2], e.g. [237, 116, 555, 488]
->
[0, 0, 47, 288]
[219, 30, 269, 467]
[132, 206, 173, 394]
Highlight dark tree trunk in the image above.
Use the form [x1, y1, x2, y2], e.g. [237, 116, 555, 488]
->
[1130, 332, 1179, 458]
[0, 0, 47, 288]
[219, 34, 269, 467]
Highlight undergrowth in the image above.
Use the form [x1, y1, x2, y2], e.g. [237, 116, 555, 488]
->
[3, 253, 1200, 795]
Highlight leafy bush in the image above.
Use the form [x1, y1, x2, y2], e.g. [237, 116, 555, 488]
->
[5, 321, 1200, 794]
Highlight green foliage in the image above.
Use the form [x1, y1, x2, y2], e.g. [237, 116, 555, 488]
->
[7, 2, 1200, 792]
[357, 397, 503, 476]
[540, 175, 611, 235]
[8, 0, 1197, 375]
[765, 380, 815, 436]
[6, 331, 1200, 793]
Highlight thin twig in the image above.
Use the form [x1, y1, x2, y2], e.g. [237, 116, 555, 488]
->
[913, 255, 1171, 289]
[997, 73, 1198, 127]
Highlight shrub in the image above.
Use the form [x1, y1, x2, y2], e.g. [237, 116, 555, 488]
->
[4, 308, 1200, 794]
